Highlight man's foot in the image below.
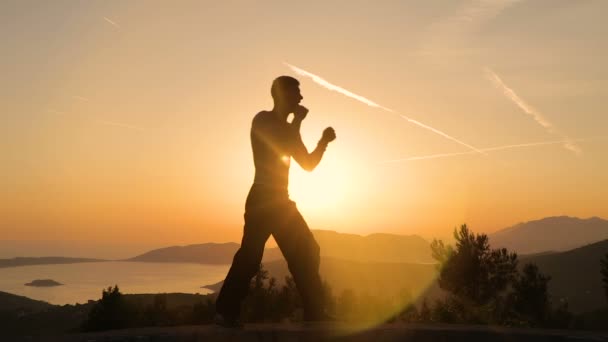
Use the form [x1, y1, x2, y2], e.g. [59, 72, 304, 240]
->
[214, 313, 244, 329]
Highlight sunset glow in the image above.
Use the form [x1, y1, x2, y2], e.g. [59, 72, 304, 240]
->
[1, 0, 607, 249]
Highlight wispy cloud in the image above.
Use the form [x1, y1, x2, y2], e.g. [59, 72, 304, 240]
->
[451, 0, 523, 25]
[380, 137, 601, 163]
[72, 95, 89, 102]
[95, 120, 145, 131]
[47, 109, 67, 115]
[484, 67, 581, 154]
[48, 108, 145, 131]
[103, 17, 121, 29]
[285, 62, 486, 155]
[418, 0, 523, 57]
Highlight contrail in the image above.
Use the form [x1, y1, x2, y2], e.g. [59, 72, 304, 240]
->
[103, 17, 121, 29]
[484, 67, 581, 154]
[484, 68, 553, 129]
[380, 137, 601, 163]
[48, 108, 145, 131]
[47, 109, 67, 115]
[284, 62, 394, 112]
[95, 120, 145, 131]
[72, 95, 89, 102]
[285, 62, 487, 155]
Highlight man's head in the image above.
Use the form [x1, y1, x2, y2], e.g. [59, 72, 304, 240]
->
[271, 76, 303, 110]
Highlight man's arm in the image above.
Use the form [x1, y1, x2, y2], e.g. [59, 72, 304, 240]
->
[290, 107, 336, 171]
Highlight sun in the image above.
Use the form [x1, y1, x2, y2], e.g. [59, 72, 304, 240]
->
[288, 157, 351, 218]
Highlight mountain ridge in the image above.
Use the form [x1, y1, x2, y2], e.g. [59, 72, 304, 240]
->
[521, 238, 608, 313]
[489, 216, 608, 254]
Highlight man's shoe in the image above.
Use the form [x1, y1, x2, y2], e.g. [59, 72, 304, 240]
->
[214, 313, 243, 329]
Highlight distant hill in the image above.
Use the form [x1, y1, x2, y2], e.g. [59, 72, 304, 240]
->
[129, 230, 432, 265]
[312, 230, 433, 263]
[522, 239, 608, 313]
[128, 242, 241, 264]
[0, 257, 105, 268]
[127, 242, 283, 264]
[0, 291, 53, 313]
[489, 216, 608, 254]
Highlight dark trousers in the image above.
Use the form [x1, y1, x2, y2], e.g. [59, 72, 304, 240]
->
[215, 185, 324, 320]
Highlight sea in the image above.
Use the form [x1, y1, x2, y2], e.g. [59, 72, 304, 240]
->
[0, 261, 229, 305]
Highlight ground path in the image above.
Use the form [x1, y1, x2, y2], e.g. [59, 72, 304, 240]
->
[12, 323, 608, 342]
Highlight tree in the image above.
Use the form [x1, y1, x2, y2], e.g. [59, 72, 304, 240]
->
[431, 224, 518, 306]
[601, 253, 608, 303]
[242, 264, 275, 322]
[275, 275, 302, 321]
[336, 289, 357, 320]
[82, 285, 134, 331]
[143, 293, 171, 326]
[510, 263, 551, 325]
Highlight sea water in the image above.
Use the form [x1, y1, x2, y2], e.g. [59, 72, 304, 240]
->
[0, 261, 229, 305]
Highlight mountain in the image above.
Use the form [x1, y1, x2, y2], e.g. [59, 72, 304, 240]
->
[0, 257, 105, 268]
[489, 216, 608, 254]
[312, 230, 433, 263]
[0, 291, 53, 313]
[129, 230, 433, 265]
[522, 239, 608, 313]
[129, 242, 240, 264]
[127, 242, 284, 264]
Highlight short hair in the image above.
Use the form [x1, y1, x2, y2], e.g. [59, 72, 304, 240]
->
[271, 76, 299, 102]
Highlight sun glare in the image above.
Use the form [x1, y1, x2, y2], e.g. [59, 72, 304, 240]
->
[288, 157, 351, 216]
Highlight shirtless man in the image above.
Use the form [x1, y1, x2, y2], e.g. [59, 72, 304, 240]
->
[215, 76, 336, 326]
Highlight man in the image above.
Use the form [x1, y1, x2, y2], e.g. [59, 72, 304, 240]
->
[215, 76, 336, 327]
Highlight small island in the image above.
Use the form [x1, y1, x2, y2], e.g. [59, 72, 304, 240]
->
[24, 279, 63, 287]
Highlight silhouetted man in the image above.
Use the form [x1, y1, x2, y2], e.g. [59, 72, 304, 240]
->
[215, 76, 336, 327]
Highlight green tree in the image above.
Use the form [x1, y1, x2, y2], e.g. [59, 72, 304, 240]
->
[431, 224, 518, 306]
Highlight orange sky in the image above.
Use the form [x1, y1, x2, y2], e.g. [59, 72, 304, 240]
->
[1, 1, 607, 251]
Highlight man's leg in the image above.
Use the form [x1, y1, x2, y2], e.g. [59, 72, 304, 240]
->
[272, 200, 325, 320]
[215, 212, 270, 321]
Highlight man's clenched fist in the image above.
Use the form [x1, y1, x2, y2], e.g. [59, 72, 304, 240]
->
[293, 105, 309, 121]
[321, 127, 336, 143]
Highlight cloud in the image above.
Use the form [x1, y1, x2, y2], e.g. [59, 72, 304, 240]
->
[72, 95, 89, 102]
[47, 109, 67, 115]
[484, 67, 581, 154]
[417, 0, 523, 57]
[285, 62, 486, 155]
[48, 108, 145, 131]
[95, 120, 145, 131]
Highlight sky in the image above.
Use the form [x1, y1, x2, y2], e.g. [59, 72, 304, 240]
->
[1, 0, 607, 257]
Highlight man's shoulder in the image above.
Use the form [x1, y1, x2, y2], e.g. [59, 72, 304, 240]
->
[252, 111, 273, 125]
